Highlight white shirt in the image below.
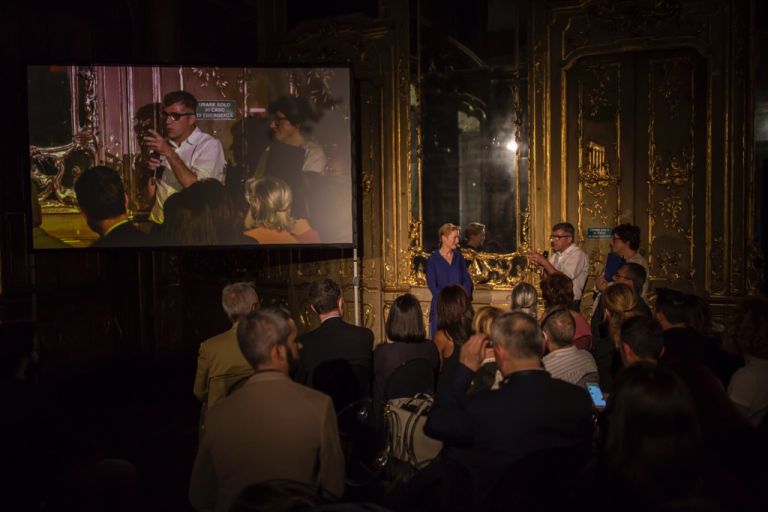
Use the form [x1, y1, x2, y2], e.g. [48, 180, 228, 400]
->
[728, 356, 768, 427]
[151, 127, 226, 223]
[543, 345, 599, 388]
[302, 140, 327, 173]
[549, 243, 589, 300]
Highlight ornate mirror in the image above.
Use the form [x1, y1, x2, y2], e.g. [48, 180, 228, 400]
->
[410, 0, 531, 286]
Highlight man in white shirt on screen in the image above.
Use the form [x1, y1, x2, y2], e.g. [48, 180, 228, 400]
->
[527, 222, 589, 310]
[143, 90, 225, 224]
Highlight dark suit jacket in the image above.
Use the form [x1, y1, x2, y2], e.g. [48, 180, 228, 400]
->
[90, 221, 148, 248]
[299, 317, 374, 386]
[425, 364, 593, 499]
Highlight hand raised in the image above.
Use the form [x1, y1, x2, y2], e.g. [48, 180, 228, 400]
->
[459, 333, 490, 372]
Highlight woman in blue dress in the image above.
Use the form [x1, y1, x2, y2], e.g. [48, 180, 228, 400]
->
[426, 223, 473, 339]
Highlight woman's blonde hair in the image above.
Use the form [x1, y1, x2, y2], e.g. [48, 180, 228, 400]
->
[511, 282, 539, 320]
[244, 177, 294, 231]
[438, 223, 460, 245]
[472, 306, 503, 336]
[603, 283, 639, 347]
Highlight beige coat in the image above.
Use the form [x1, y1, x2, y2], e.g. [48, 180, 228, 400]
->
[193, 324, 254, 408]
[189, 371, 346, 512]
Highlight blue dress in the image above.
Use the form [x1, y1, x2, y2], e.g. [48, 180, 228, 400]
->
[426, 249, 473, 338]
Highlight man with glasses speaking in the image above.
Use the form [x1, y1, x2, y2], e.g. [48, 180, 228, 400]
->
[143, 90, 225, 224]
[527, 222, 589, 310]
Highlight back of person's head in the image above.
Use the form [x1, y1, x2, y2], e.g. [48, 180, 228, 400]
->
[511, 282, 538, 319]
[162, 90, 197, 111]
[464, 222, 485, 239]
[604, 283, 639, 346]
[74, 165, 126, 221]
[268, 95, 318, 128]
[436, 284, 474, 345]
[726, 296, 768, 359]
[541, 307, 575, 347]
[622, 262, 647, 295]
[472, 306, 503, 336]
[237, 308, 293, 368]
[244, 176, 294, 231]
[552, 222, 575, 236]
[654, 288, 687, 325]
[490, 311, 543, 359]
[187, 179, 242, 241]
[386, 294, 425, 343]
[540, 272, 574, 309]
[162, 179, 237, 245]
[222, 282, 260, 323]
[683, 294, 714, 336]
[606, 364, 702, 502]
[308, 278, 342, 315]
[612, 223, 641, 251]
[621, 316, 664, 362]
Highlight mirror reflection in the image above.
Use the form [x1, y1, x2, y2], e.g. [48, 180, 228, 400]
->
[415, 0, 529, 255]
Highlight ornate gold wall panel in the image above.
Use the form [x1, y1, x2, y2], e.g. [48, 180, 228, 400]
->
[532, 0, 762, 310]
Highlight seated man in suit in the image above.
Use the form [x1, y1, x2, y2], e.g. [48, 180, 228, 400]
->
[189, 308, 345, 512]
[417, 312, 594, 510]
[194, 282, 260, 410]
[299, 278, 374, 387]
[74, 165, 148, 248]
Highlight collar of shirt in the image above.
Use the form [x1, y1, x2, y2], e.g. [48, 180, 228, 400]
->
[169, 126, 203, 149]
[555, 243, 579, 257]
[542, 345, 578, 362]
[321, 312, 342, 323]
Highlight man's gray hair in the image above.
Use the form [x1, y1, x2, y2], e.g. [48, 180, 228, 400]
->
[222, 282, 260, 322]
[541, 307, 575, 347]
[237, 308, 292, 368]
[491, 311, 544, 359]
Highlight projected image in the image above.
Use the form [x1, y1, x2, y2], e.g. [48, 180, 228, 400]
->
[27, 65, 354, 249]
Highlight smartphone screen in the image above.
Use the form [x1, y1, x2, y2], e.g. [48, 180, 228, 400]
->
[587, 383, 606, 409]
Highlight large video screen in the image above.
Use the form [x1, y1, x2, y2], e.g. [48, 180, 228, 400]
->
[27, 65, 355, 249]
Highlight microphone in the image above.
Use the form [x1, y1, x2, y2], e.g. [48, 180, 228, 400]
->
[542, 250, 549, 260]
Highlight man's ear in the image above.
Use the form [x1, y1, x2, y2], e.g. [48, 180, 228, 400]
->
[273, 343, 286, 363]
[337, 296, 344, 314]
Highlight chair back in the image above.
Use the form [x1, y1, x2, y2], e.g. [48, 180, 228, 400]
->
[384, 358, 435, 401]
[312, 359, 360, 411]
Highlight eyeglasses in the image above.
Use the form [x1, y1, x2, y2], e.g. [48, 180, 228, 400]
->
[161, 111, 195, 122]
[549, 235, 572, 240]
[270, 115, 289, 125]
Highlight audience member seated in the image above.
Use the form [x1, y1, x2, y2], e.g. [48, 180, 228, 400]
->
[591, 262, 651, 338]
[686, 292, 743, 387]
[591, 283, 639, 393]
[510, 282, 538, 320]
[725, 297, 768, 427]
[74, 165, 148, 247]
[189, 308, 345, 512]
[618, 315, 764, 497]
[243, 176, 320, 244]
[656, 288, 719, 372]
[540, 272, 592, 350]
[467, 306, 503, 394]
[599, 364, 728, 511]
[156, 179, 254, 246]
[193, 282, 260, 414]
[299, 279, 374, 388]
[372, 294, 439, 405]
[433, 285, 474, 393]
[541, 307, 598, 388]
[409, 313, 593, 511]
